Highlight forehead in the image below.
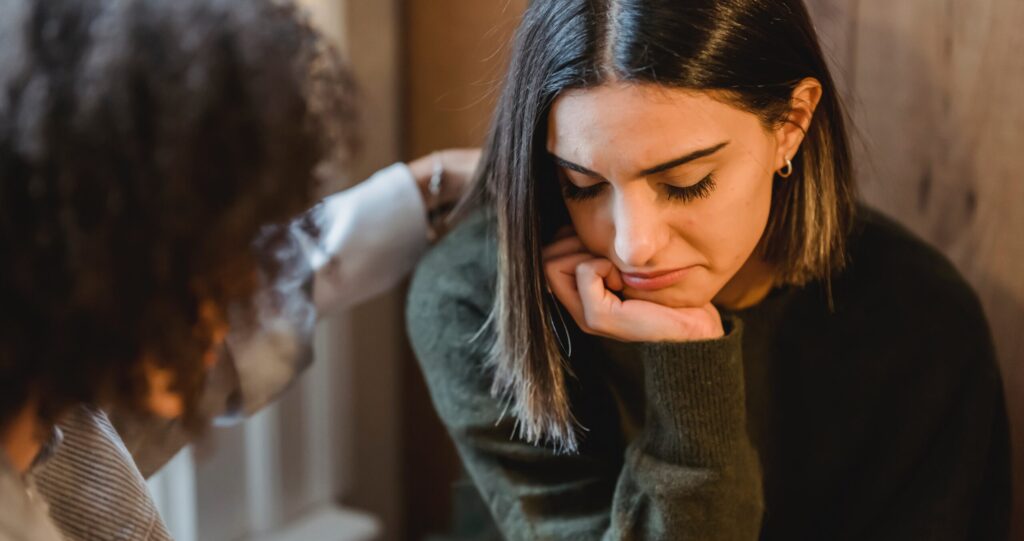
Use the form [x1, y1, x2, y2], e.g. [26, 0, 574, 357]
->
[547, 83, 758, 162]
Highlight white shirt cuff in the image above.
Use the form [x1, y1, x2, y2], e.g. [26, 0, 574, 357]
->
[308, 162, 429, 314]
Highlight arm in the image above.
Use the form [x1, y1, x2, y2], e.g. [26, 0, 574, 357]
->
[304, 163, 430, 314]
[223, 160, 438, 421]
[309, 149, 480, 316]
[406, 216, 764, 540]
[116, 152, 480, 475]
[223, 151, 478, 415]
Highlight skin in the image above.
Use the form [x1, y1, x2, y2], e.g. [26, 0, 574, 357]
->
[543, 80, 821, 342]
[0, 400, 42, 473]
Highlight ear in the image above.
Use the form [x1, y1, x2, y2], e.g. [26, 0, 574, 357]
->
[774, 78, 823, 171]
[144, 358, 184, 419]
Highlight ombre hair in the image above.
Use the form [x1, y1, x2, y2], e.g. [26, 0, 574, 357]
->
[466, 0, 856, 451]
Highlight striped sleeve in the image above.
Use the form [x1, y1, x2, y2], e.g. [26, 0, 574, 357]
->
[35, 406, 172, 541]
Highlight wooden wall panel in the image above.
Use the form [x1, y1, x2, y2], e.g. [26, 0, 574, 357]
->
[403, 1, 528, 156]
[806, 1, 1024, 537]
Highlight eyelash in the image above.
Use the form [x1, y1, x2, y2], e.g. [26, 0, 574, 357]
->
[560, 181, 603, 201]
[560, 174, 717, 203]
[665, 174, 717, 202]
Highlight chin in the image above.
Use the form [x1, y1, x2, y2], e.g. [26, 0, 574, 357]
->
[622, 286, 716, 309]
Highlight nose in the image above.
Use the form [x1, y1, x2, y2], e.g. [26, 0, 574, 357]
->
[611, 188, 667, 268]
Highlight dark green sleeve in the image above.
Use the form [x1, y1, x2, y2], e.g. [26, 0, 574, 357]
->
[406, 222, 764, 540]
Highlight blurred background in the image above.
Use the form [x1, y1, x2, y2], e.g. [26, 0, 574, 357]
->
[146, 1, 1023, 540]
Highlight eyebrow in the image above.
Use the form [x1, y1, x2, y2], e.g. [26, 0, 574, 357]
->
[549, 141, 730, 179]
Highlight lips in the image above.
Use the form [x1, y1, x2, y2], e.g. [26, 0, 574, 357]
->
[621, 266, 696, 291]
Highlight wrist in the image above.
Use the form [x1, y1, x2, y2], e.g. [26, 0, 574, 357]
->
[645, 310, 732, 344]
[653, 305, 725, 342]
[407, 155, 438, 212]
[407, 153, 450, 242]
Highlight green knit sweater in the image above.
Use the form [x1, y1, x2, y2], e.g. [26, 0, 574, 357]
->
[406, 206, 1010, 540]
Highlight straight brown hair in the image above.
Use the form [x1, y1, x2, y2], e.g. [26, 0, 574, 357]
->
[465, 0, 856, 451]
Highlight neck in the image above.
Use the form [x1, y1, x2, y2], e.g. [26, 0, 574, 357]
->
[1, 401, 44, 474]
[714, 253, 776, 311]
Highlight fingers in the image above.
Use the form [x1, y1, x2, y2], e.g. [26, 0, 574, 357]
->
[542, 234, 598, 334]
[541, 234, 623, 338]
[406, 148, 481, 208]
[575, 259, 623, 335]
[544, 252, 591, 291]
[544, 252, 591, 325]
[440, 148, 482, 178]
[604, 261, 624, 291]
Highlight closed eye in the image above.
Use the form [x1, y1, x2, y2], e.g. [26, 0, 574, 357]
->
[664, 174, 716, 202]
[558, 171, 717, 203]
[557, 169, 606, 201]
[560, 180, 606, 201]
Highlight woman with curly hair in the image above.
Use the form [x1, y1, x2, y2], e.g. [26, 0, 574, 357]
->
[0, 0, 476, 538]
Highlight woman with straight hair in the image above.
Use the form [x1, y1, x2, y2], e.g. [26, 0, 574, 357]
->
[407, 0, 1011, 538]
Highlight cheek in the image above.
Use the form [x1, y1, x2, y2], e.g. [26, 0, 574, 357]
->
[565, 202, 612, 255]
[686, 170, 774, 270]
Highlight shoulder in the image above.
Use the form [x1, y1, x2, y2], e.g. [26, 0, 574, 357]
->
[841, 206, 983, 315]
[830, 204, 995, 365]
[406, 208, 498, 392]
[844, 206, 965, 290]
[408, 207, 498, 320]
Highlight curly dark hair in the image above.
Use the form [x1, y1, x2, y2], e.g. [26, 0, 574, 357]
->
[0, 0, 358, 432]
